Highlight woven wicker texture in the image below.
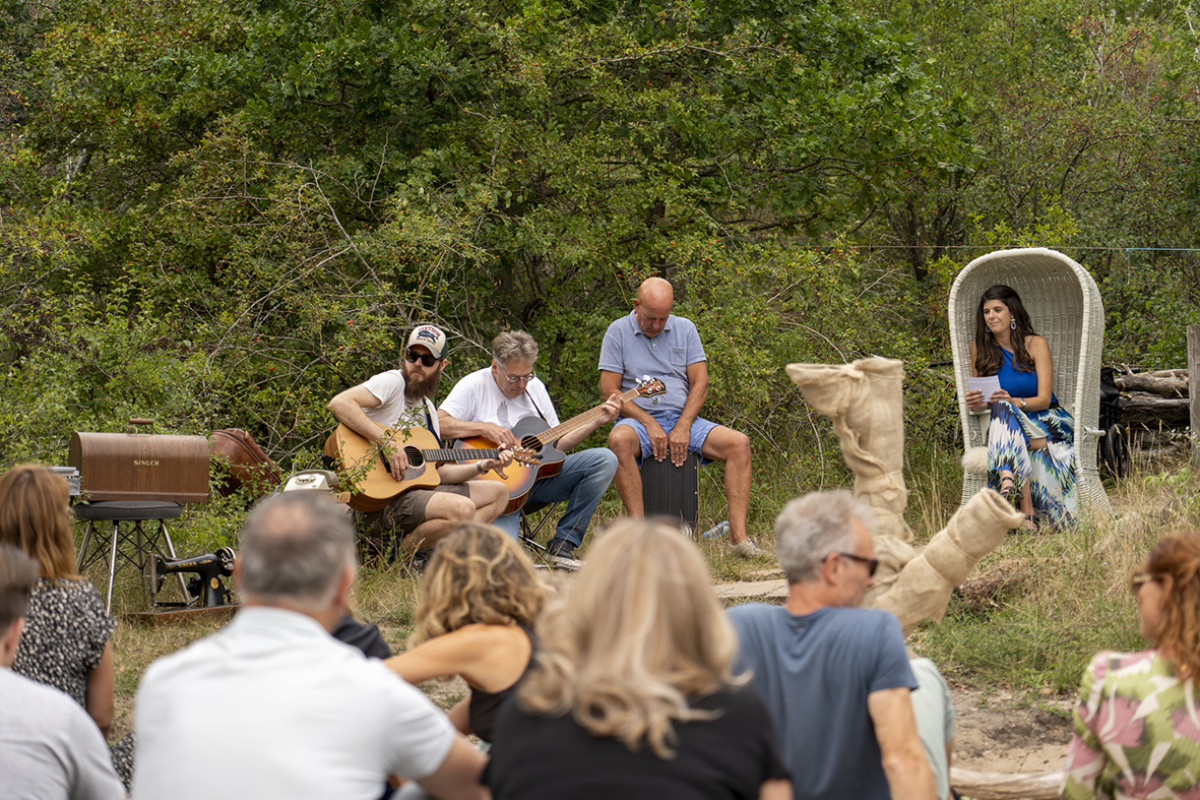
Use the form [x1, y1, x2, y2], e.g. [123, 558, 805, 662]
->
[948, 248, 1113, 518]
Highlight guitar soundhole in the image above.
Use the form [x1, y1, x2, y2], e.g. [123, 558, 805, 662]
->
[405, 447, 425, 468]
[520, 436, 540, 452]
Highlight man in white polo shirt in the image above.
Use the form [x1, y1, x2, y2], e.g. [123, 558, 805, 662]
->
[132, 492, 488, 800]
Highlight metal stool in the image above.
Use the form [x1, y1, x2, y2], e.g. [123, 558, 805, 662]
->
[519, 502, 559, 556]
[74, 500, 191, 612]
[520, 502, 581, 570]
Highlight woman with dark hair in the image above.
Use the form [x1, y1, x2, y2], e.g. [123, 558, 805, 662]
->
[485, 519, 791, 800]
[384, 521, 544, 744]
[0, 463, 133, 786]
[1061, 534, 1200, 799]
[964, 284, 1077, 529]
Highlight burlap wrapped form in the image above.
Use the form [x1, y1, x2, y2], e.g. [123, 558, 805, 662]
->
[871, 489, 1022, 635]
[787, 357, 1020, 633]
[785, 358, 913, 548]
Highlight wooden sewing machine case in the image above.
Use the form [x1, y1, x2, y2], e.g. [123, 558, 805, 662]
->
[68, 431, 211, 503]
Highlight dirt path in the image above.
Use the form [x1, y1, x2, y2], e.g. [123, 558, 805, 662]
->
[950, 684, 1072, 774]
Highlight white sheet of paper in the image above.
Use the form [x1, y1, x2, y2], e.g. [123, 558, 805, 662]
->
[967, 375, 1002, 399]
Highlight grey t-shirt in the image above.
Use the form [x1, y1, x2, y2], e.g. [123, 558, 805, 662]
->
[0, 668, 125, 800]
[728, 604, 917, 800]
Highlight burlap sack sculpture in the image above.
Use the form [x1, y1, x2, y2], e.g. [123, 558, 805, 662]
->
[873, 489, 1022, 634]
[785, 358, 914, 583]
[787, 357, 1023, 635]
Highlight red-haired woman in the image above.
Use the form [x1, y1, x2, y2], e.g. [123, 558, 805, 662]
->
[1061, 534, 1200, 798]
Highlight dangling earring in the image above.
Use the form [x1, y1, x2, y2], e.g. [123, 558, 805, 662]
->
[1010, 320, 1016, 330]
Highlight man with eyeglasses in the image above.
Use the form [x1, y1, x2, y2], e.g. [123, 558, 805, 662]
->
[437, 330, 621, 565]
[327, 325, 512, 560]
[599, 276, 762, 556]
[727, 491, 937, 800]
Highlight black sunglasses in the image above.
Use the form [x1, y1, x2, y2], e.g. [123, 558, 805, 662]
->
[404, 348, 439, 367]
[1130, 571, 1158, 593]
[826, 551, 880, 577]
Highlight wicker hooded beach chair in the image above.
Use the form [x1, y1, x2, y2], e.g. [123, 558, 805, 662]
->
[948, 248, 1113, 518]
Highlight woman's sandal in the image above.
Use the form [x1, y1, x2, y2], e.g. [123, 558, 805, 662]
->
[1019, 514, 1040, 532]
[998, 474, 1016, 500]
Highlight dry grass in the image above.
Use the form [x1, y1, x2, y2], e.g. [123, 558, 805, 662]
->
[911, 453, 1200, 692]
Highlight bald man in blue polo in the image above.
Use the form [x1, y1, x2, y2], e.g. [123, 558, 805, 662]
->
[599, 277, 762, 557]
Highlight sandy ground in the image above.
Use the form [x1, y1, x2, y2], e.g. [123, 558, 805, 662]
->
[949, 683, 1073, 774]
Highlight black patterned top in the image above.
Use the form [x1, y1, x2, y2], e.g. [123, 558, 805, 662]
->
[12, 578, 116, 705]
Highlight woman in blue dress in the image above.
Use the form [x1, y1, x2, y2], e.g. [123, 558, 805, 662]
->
[964, 285, 1078, 530]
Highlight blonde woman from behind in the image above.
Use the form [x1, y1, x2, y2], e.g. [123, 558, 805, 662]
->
[385, 522, 544, 744]
[485, 518, 791, 800]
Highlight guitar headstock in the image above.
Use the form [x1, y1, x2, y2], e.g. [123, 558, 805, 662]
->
[635, 376, 666, 398]
[512, 447, 543, 465]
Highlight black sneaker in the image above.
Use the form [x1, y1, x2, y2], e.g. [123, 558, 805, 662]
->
[546, 538, 583, 571]
[546, 538, 575, 558]
[407, 547, 435, 572]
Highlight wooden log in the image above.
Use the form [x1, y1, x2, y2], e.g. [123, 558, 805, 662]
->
[1114, 373, 1189, 397]
[950, 768, 1064, 800]
[1116, 367, 1189, 379]
[1119, 393, 1191, 428]
[1190, 326, 1200, 465]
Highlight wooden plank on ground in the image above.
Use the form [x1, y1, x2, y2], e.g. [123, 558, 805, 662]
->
[950, 768, 1064, 800]
[714, 579, 788, 602]
[123, 605, 238, 626]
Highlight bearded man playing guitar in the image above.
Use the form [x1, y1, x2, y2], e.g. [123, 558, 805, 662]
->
[327, 325, 513, 561]
[437, 330, 622, 565]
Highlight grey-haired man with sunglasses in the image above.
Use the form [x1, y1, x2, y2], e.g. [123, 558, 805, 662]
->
[727, 491, 937, 800]
[327, 325, 512, 560]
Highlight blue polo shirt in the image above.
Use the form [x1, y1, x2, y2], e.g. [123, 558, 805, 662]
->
[598, 311, 706, 416]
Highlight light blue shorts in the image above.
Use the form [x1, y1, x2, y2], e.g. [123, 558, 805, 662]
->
[614, 412, 718, 465]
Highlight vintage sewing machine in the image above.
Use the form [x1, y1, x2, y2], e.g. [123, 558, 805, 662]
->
[147, 547, 237, 609]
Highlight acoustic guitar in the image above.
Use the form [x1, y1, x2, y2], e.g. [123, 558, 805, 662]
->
[324, 425, 540, 513]
[459, 377, 666, 514]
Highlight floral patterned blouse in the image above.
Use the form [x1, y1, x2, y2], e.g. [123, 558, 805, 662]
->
[12, 578, 115, 703]
[1062, 649, 1200, 800]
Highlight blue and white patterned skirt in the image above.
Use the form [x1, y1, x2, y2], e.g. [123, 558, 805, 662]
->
[986, 400, 1078, 528]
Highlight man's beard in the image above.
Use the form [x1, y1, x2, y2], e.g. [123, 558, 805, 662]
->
[404, 367, 441, 403]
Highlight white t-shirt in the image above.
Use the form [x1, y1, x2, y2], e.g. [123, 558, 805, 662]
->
[439, 367, 560, 432]
[0, 669, 125, 800]
[360, 370, 441, 438]
[132, 607, 456, 800]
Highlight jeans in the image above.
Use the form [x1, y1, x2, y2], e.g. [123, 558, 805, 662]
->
[491, 447, 618, 547]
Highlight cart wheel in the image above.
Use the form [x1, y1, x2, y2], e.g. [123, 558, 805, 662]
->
[1102, 423, 1129, 479]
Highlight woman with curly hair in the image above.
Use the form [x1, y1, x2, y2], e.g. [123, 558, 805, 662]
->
[385, 521, 543, 744]
[485, 518, 791, 800]
[0, 463, 134, 786]
[1061, 533, 1200, 799]
[964, 284, 1077, 530]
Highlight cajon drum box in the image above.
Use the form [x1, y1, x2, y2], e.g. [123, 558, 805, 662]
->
[641, 452, 699, 532]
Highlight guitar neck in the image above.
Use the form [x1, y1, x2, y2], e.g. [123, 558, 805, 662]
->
[420, 448, 505, 462]
[534, 386, 644, 446]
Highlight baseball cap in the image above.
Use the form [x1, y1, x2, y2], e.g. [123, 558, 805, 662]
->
[406, 325, 448, 359]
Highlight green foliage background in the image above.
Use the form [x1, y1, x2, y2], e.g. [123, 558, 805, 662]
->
[2, 0, 1198, 474]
